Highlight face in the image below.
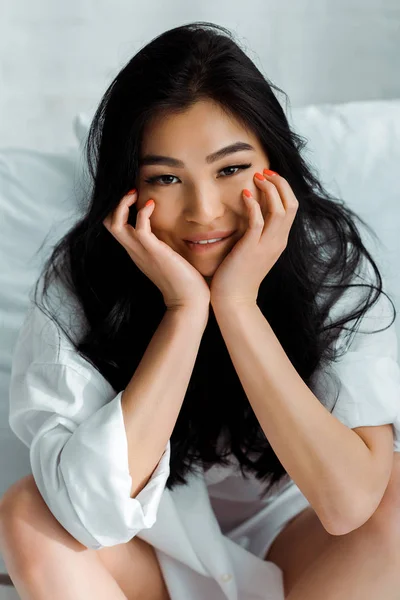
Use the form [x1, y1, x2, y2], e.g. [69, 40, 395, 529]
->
[136, 98, 270, 284]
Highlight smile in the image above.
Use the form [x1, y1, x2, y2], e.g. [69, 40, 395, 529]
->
[184, 232, 234, 253]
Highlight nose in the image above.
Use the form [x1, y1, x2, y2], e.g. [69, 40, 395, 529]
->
[183, 185, 225, 223]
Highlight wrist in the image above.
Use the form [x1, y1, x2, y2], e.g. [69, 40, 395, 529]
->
[211, 298, 257, 312]
[166, 303, 209, 324]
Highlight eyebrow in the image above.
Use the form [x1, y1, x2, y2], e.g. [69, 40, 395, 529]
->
[138, 141, 255, 168]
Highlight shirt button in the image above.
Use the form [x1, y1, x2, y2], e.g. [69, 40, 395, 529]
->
[220, 573, 233, 583]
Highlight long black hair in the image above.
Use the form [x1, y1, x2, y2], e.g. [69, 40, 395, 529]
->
[33, 22, 396, 497]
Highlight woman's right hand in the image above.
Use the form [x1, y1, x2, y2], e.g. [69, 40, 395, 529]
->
[103, 189, 211, 311]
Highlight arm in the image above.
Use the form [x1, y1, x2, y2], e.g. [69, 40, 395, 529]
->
[121, 305, 209, 498]
[212, 301, 394, 535]
[9, 303, 208, 548]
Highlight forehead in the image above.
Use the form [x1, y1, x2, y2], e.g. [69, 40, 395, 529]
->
[140, 98, 264, 157]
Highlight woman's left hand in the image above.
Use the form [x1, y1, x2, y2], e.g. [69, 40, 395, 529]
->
[210, 169, 299, 307]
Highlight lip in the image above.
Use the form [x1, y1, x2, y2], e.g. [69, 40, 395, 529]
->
[183, 230, 236, 243]
[184, 231, 235, 253]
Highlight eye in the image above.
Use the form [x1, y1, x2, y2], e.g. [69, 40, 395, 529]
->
[218, 163, 252, 177]
[144, 174, 179, 186]
[144, 163, 253, 186]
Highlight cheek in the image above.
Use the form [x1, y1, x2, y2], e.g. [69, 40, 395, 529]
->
[148, 209, 178, 240]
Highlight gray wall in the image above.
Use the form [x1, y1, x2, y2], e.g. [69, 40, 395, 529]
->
[1, 0, 400, 152]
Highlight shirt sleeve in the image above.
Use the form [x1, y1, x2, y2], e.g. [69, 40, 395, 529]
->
[311, 258, 400, 452]
[8, 304, 171, 549]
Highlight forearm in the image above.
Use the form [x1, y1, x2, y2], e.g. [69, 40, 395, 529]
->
[121, 305, 208, 498]
[212, 301, 375, 534]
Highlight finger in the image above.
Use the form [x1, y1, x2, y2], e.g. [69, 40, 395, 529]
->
[103, 189, 136, 231]
[262, 170, 299, 213]
[254, 172, 285, 216]
[260, 172, 299, 245]
[135, 199, 155, 237]
[253, 173, 289, 241]
[242, 189, 264, 239]
[112, 189, 138, 233]
[105, 191, 142, 253]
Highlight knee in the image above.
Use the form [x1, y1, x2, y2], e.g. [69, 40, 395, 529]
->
[0, 475, 44, 571]
[0, 474, 87, 558]
[0, 475, 48, 550]
[0, 475, 41, 524]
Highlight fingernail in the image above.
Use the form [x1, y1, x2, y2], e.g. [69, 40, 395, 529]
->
[145, 199, 154, 207]
[128, 188, 137, 194]
[254, 172, 265, 180]
[243, 189, 252, 198]
[263, 169, 278, 176]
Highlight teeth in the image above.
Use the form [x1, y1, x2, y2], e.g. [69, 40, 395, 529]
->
[193, 238, 224, 245]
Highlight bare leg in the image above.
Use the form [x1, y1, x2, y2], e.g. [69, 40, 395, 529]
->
[0, 475, 170, 600]
[286, 521, 400, 600]
[0, 529, 128, 600]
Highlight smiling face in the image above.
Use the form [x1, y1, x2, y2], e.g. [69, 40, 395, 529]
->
[137, 98, 270, 283]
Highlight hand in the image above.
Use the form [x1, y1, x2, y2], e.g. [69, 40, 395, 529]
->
[103, 190, 211, 311]
[210, 169, 299, 306]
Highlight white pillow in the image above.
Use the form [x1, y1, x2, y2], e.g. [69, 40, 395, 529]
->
[286, 99, 400, 324]
[0, 148, 86, 574]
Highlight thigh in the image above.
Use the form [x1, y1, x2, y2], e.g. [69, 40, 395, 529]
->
[0, 475, 170, 600]
[264, 504, 334, 592]
[96, 537, 170, 600]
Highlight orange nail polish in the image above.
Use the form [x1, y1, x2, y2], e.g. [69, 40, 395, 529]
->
[263, 169, 278, 176]
[128, 188, 137, 194]
[243, 189, 252, 198]
[254, 172, 265, 180]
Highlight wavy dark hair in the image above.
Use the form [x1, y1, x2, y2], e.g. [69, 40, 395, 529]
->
[33, 21, 396, 498]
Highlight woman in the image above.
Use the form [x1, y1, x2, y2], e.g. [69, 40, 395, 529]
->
[1, 21, 400, 600]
